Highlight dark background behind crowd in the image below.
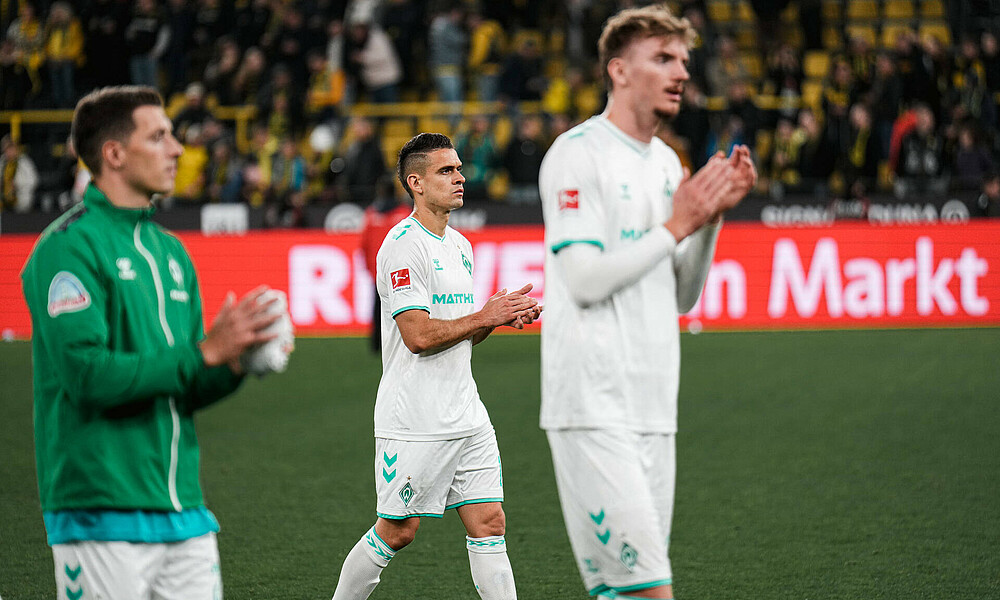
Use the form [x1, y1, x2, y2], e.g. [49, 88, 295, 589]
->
[3, 0, 1000, 221]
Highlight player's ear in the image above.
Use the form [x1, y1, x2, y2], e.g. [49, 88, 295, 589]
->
[102, 139, 126, 170]
[608, 57, 627, 88]
[407, 173, 422, 196]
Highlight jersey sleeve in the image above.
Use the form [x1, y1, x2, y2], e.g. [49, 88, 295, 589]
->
[540, 137, 607, 253]
[381, 236, 431, 318]
[22, 233, 210, 411]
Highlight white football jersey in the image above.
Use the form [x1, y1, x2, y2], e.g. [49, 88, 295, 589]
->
[539, 115, 686, 433]
[375, 216, 491, 441]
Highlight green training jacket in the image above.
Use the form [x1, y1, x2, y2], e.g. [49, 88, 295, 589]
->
[21, 184, 242, 513]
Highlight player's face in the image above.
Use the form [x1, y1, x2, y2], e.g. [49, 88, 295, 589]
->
[417, 148, 465, 211]
[120, 105, 183, 196]
[617, 34, 690, 120]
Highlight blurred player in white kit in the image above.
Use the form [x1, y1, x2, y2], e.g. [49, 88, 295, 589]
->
[539, 5, 757, 599]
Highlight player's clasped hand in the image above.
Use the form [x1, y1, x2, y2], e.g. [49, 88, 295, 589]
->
[716, 144, 757, 215]
[668, 153, 734, 241]
[481, 283, 542, 330]
[200, 285, 283, 373]
[508, 283, 544, 328]
[667, 145, 756, 241]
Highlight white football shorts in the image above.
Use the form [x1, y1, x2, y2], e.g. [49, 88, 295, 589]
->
[546, 429, 676, 596]
[375, 426, 504, 519]
[52, 532, 222, 600]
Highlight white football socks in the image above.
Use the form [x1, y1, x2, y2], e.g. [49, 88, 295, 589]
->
[467, 535, 517, 599]
[331, 526, 397, 600]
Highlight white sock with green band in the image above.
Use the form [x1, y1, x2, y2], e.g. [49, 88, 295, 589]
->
[466, 535, 517, 599]
[332, 526, 397, 600]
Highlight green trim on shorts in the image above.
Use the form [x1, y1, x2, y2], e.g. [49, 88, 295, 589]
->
[615, 579, 672, 593]
[391, 305, 429, 317]
[551, 240, 604, 254]
[445, 497, 504, 510]
[588, 579, 672, 596]
[376, 511, 444, 520]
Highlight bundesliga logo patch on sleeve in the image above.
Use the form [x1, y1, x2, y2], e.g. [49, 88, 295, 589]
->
[558, 189, 580, 211]
[47, 271, 91, 317]
[390, 268, 412, 292]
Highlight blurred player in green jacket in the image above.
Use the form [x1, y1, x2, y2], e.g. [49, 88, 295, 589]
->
[21, 86, 281, 600]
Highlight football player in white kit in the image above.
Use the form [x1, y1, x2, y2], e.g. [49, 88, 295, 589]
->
[331, 133, 541, 600]
[539, 5, 757, 599]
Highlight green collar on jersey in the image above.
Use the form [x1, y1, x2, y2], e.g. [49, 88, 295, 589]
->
[408, 216, 445, 241]
[83, 183, 156, 224]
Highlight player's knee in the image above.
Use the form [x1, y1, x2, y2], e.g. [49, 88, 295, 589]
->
[391, 528, 417, 549]
[376, 518, 420, 550]
[482, 506, 506, 536]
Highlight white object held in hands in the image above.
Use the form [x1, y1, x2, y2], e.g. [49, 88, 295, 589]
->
[240, 289, 294, 376]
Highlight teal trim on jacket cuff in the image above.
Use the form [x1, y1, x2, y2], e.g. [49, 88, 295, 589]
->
[44, 507, 219, 546]
[551, 240, 604, 253]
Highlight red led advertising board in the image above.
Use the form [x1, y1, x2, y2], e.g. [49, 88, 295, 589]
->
[3, 222, 999, 339]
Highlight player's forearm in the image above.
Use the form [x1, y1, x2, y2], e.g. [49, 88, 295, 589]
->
[471, 325, 496, 346]
[181, 362, 244, 413]
[401, 312, 490, 354]
[55, 343, 205, 410]
[674, 220, 722, 313]
[556, 227, 677, 307]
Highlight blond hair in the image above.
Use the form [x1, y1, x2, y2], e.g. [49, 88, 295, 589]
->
[598, 4, 697, 89]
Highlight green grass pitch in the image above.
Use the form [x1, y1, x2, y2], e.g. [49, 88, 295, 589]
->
[2, 329, 999, 599]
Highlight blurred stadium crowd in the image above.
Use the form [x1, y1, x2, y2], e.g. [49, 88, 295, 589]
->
[3, 0, 1000, 220]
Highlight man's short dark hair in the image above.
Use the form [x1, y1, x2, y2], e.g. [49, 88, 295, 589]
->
[396, 133, 454, 198]
[71, 86, 164, 175]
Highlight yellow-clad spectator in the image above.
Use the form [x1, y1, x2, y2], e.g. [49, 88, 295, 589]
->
[174, 126, 210, 202]
[1, 134, 39, 212]
[953, 36, 989, 120]
[467, 10, 505, 102]
[767, 117, 804, 194]
[6, 2, 44, 97]
[542, 66, 602, 122]
[44, 2, 84, 107]
[306, 49, 344, 121]
[541, 74, 570, 115]
[244, 123, 278, 207]
[266, 94, 294, 142]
